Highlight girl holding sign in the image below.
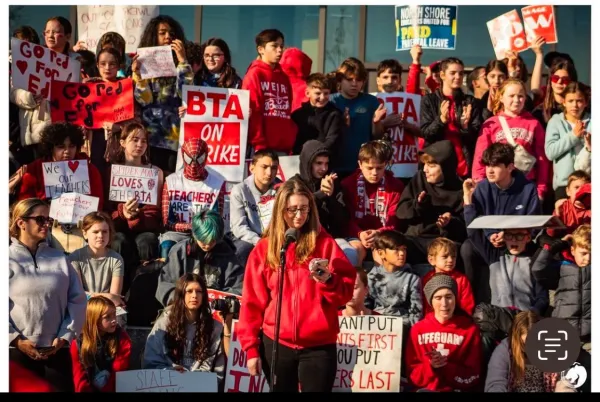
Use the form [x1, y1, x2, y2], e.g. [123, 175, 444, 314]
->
[143, 273, 227, 386]
[9, 198, 87, 392]
[70, 296, 131, 392]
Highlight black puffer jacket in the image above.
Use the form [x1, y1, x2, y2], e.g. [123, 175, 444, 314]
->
[532, 245, 591, 340]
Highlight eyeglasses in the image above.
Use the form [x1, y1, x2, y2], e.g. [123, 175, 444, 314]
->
[551, 74, 571, 85]
[21, 216, 54, 226]
[286, 206, 310, 216]
[204, 53, 224, 61]
[504, 233, 528, 241]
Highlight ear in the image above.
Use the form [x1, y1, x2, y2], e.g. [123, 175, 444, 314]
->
[249, 163, 255, 175]
[376, 249, 385, 260]
[305, 87, 311, 99]
[507, 163, 516, 173]
[427, 254, 436, 267]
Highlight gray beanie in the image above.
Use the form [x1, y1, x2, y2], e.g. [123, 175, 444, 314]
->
[423, 273, 458, 306]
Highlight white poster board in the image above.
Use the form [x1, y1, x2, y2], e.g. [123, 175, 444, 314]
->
[108, 164, 160, 206]
[137, 45, 177, 79]
[116, 370, 218, 392]
[224, 320, 270, 392]
[42, 160, 91, 199]
[49, 193, 99, 224]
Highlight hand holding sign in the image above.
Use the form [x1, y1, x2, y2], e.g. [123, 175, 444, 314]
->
[171, 39, 187, 64]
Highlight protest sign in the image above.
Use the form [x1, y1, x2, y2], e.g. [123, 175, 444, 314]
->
[333, 315, 402, 392]
[116, 370, 217, 392]
[137, 45, 177, 79]
[42, 160, 91, 199]
[49, 193, 99, 224]
[179, 86, 250, 182]
[371, 92, 421, 178]
[395, 5, 458, 50]
[77, 5, 159, 53]
[522, 5, 558, 45]
[10, 38, 80, 99]
[467, 215, 565, 230]
[487, 10, 529, 59]
[50, 79, 134, 129]
[224, 320, 270, 393]
[108, 164, 159, 205]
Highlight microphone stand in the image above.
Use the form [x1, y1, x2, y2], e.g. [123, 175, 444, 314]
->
[270, 242, 288, 392]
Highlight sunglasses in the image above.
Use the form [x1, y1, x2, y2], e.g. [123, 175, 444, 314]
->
[551, 75, 571, 85]
[22, 216, 54, 226]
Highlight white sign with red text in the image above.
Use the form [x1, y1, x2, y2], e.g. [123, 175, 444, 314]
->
[371, 91, 421, 178]
[179, 86, 250, 182]
[109, 164, 159, 206]
[42, 160, 91, 199]
[487, 10, 529, 60]
[49, 193, 99, 224]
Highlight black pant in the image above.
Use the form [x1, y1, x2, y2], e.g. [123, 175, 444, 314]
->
[9, 347, 73, 392]
[113, 231, 159, 294]
[229, 235, 254, 268]
[260, 335, 337, 392]
[460, 238, 490, 304]
[149, 146, 177, 175]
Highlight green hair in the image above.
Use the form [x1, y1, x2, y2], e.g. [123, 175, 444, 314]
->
[191, 208, 224, 244]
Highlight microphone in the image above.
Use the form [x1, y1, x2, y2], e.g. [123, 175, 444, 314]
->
[283, 228, 299, 250]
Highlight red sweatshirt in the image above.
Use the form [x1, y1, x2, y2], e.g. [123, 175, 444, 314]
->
[18, 153, 105, 211]
[280, 47, 312, 113]
[341, 170, 404, 238]
[405, 312, 482, 392]
[70, 330, 132, 393]
[421, 270, 475, 315]
[473, 112, 551, 199]
[9, 361, 55, 392]
[547, 183, 591, 238]
[242, 59, 297, 153]
[238, 229, 356, 360]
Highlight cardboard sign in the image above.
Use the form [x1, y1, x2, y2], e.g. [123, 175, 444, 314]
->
[333, 315, 403, 392]
[77, 5, 160, 53]
[10, 38, 81, 99]
[49, 193, 99, 224]
[179, 86, 250, 182]
[116, 370, 217, 392]
[137, 45, 177, 79]
[395, 5, 458, 50]
[49, 79, 134, 129]
[224, 320, 270, 393]
[522, 5, 558, 45]
[371, 92, 421, 178]
[42, 160, 91, 199]
[487, 10, 529, 60]
[109, 164, 159, 206]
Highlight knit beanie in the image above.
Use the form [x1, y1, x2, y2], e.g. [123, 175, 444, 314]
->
[423, 273, 458, 306]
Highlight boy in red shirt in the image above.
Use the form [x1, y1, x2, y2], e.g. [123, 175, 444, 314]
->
[547, 171, 591, 239]
[341, 140, 405, 266]
[242, 29, 297, 156]
[422, 237, 475, 315]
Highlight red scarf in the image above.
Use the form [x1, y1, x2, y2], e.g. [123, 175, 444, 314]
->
[356, 173, 387, 226]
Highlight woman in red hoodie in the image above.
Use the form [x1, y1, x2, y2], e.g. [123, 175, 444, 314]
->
[237, 178, 356, 392]
[242, 29, 298, 156]
[472, 78, 551, 202]
[405, 273, 482, 392]
[70, 296, 131, 392]
[17, 122, 105, 210]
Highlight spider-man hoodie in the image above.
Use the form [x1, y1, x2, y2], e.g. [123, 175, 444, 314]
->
[242, 60, 297, 153]
[237, 228, 356, 360]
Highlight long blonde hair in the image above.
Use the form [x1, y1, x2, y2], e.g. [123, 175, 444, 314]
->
[492, 78, 527, 115]
[79, 296, 119, 369]
[264, 178, 320, 269]
[510, 311, 541, 386]
[9, 198, 48, 239]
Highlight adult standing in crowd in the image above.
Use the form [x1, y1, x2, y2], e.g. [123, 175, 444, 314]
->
[9, 198, 87, 392]
[238, 178, 356, 392]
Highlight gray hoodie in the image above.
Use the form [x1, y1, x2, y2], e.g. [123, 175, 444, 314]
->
[143, 307, 225, 384]
[229, 175, 281, 245]
[9, 238, 87, 347]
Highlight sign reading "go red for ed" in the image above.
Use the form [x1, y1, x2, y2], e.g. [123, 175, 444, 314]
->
[178, 86, 250, 183]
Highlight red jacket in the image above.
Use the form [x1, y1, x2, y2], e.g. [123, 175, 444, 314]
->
[547, 183, 591, 238]
[341, 170, 404, 238]
[70, 329, 132, 393]
[242, 60, 297, 153]
[473, 111, 551, 199]
[18, 153, 105, 211]
[421, 270, 475, 315]
[238, 229, 356, 360]
[280, 47, 312, 113]
[9, 361, 55, 392]
[405, 312, 482, 392]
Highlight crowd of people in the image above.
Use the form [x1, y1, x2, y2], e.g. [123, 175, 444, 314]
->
[8, 11, 592, 393]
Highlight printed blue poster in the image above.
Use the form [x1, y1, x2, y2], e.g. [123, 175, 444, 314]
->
[395, 5, 458, 51]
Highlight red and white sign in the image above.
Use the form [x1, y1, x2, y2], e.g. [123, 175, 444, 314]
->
[10, 38, 81, 99]
[108, 164, 159, 206]
[487, 10, 528, 60]
[371, 92, 421, 178]
[522, 5, 558, 45]
[179, 86, 250, 182]
[42, 159, 91, 199]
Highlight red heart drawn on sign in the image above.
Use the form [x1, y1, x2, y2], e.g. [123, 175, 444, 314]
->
[16, 60, 28, 75]
[68, 160, 79, 173]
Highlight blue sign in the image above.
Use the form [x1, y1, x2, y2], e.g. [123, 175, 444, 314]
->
[395, 5, 458, 51]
